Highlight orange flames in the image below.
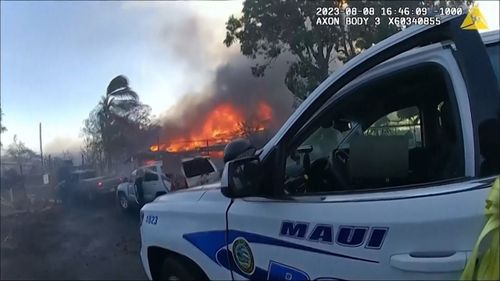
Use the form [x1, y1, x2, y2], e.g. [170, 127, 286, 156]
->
[258, 102, 272, 121]
[150, 101, 273, 153]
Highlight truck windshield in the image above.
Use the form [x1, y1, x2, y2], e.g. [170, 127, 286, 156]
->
[182, 158, 215, 178]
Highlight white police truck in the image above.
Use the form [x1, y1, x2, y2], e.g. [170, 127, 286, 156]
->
[140, 15, 500, 280]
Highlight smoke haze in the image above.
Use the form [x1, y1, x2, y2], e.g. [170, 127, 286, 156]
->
[158, 54, 295, 143]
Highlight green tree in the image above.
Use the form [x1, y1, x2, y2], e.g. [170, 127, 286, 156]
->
[81, 110, 104, 171]
[6, 135, 37, 174]
[99, 75, 139, 169]
[225, 0, 471, 102]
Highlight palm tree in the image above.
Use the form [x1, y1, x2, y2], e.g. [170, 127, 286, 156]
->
[99, 75, 139, 170]
[102, 75, 139, 121]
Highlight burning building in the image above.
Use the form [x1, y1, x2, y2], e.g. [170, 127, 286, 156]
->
[150, 101, 273, 155]
[151, 55, 295, 160]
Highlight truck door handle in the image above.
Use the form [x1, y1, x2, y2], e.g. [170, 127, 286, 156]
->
[390, 252, 469, 272]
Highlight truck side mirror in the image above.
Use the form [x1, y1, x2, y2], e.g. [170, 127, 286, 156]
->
[221, 156, 261, 198]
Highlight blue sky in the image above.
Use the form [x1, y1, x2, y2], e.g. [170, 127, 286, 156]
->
[1, 1, 242, 154]
[1, 1, 498, 156]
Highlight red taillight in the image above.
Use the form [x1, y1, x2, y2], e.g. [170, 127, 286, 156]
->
[97, 181, 103, 188]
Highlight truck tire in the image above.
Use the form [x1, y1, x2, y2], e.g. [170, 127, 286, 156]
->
[118, 193, 129, 212]
[159, 256, 206, 281]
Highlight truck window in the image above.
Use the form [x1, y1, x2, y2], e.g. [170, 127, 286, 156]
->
[182, 158, 215, 178]
[486, 42, 499, 88]
[364, 106, 422, 149]
[284, 63, 464, 194]
[478, 42, 500, 176]
[144, 171, 159, 182]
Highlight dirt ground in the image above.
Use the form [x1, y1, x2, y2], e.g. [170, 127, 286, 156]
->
[1, 187, 147, 280]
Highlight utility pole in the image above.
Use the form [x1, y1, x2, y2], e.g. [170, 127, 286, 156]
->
[39, 122, 44, 169]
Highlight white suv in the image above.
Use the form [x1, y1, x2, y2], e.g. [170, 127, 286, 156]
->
[181, 156, 220, 188]
[116, 162, 172, 211]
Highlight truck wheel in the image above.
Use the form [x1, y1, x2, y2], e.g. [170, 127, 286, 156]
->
[118, 193, 129, 211]
[159, 256, 206, 281]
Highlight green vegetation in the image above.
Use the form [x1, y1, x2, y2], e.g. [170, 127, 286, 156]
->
[225, 0, 471, 102]
[81, 75, 158, 172]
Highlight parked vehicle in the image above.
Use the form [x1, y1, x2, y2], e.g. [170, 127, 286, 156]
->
[140, 15, 499, 281]
[116, 162, 172, 211]
[61, 169, 122, 202]
[181, 156, 219, 188]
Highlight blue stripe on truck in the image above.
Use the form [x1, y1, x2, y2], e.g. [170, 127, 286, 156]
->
[183, 229, 378, 265]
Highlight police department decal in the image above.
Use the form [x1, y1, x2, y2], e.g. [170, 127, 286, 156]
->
[232, 237, 255, 275]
